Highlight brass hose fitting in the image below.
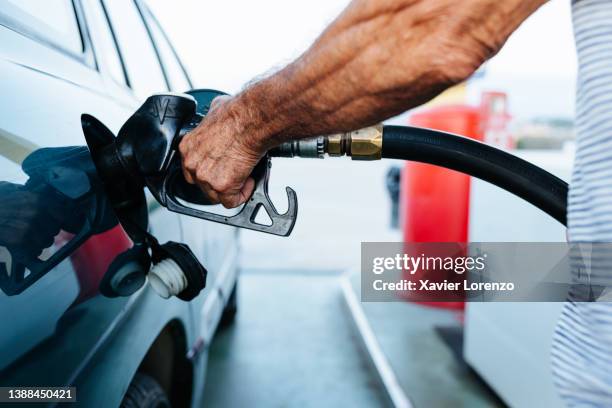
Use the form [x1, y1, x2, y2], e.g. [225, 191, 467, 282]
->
[271, 124, 383, 160]
[327, 124, 383, 160]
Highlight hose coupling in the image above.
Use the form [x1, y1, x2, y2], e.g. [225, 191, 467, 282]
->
[270, 124, 382, 160]
[327, 124, 383, 160]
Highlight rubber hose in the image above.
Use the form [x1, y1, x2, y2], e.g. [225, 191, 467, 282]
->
[381, 125, 568, 226]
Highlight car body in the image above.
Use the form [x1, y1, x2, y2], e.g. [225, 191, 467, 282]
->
[0, 0, 239, 406]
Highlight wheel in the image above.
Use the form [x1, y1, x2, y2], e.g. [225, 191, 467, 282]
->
[219, 280, 238, 327]
[120, 373, 170, 408]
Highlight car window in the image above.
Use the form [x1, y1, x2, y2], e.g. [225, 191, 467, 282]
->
[142, 7, 191, 92]
[0, 0, 83, 55]
[89, 0, 127, 86]
[102, 0, 167, 99]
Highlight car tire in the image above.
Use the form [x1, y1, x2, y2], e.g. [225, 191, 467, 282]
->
[219, 281, 238, 327]
[121, 373, 170, 408]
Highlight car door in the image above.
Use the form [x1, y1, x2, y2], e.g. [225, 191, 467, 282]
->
[0, 0, 183, 392]
[0, 0, 144, 387]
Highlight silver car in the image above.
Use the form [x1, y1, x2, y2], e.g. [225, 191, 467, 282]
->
[0, 1, 239, 406]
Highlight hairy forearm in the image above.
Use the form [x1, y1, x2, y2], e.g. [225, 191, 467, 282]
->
[231, 0, 545, 149]
[179, 0, 546, 207]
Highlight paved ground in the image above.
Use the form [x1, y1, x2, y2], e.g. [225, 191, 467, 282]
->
[347, 272, 505, 408]
[202, 270, 387, 408]
[202, 269, 504, 408]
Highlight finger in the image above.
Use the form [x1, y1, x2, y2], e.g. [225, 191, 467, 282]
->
[180, 153, 194, 184]
[178, 137, 197, 184]
[183, 171, 195, 184]
[182, 163, 195, 184]
[240, 177, 256, 202]
[219, 178, 255, 209]
[219, 192, 245, 209]
[198, 182, 220, 205]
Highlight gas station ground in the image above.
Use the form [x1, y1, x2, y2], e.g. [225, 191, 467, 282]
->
[202, 159, 505, 407]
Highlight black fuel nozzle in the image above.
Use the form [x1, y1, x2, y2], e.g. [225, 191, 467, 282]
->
[82, 90, 298, 301]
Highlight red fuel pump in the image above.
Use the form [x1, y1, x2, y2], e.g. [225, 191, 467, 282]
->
[400, 103, 488, 309]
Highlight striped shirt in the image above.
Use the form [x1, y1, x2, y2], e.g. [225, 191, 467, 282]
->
[551, 0, 612, 406]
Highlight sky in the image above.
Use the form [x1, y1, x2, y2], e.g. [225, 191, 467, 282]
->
[148, 0, 577, 120]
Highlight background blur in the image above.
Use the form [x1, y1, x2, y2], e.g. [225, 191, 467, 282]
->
[148, 0, 576, 118]
[147, 0, 576, 267]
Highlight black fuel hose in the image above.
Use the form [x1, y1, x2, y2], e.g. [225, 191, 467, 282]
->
[380, 125, 568, 226]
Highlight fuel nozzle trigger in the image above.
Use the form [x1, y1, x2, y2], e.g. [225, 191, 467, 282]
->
[163, 154, 298, 236]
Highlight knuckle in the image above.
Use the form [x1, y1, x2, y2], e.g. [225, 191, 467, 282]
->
[195, 167, 208, 183]
[202, 187, 220, 204]
[178, 139, 189, 155]
[215, 177, 234, 192]
[184, 158, 198, 173]
[183, 170, 194, 184]
[220, 196, 238, 209]
[179, 134, 197, 155]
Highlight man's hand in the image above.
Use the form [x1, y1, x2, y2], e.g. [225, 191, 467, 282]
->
[179, 96, 263, 208]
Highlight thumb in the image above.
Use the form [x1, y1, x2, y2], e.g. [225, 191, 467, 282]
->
[219, 177, 256, 209]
